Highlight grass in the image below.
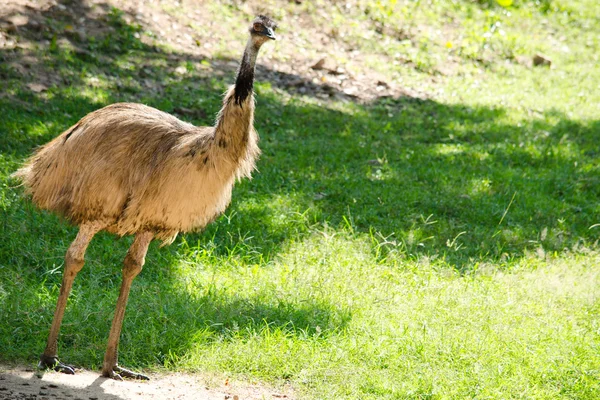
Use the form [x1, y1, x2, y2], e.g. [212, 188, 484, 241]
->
[1, 0, 599, 398]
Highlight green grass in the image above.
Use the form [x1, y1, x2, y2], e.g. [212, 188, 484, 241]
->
[1, 0, 599, 398]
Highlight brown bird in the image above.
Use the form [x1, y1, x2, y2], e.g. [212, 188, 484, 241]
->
[13, 15, 277, 380]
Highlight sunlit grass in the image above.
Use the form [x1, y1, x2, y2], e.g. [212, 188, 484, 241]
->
[170, 233, 600, 398]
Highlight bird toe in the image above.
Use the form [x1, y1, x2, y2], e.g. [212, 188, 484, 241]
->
[104, 365, 149, 381]
[38, 355, 76, 374]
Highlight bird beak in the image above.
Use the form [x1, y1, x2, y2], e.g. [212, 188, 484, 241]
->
[265, 27, 276, 40]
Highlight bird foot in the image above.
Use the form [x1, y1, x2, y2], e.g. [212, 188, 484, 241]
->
[38, 354, 75, 374]
[103, 365, 149, 381]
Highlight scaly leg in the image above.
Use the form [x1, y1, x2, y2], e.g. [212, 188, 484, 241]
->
[102, 231, 153, 380]
[39, 222, 103, 374]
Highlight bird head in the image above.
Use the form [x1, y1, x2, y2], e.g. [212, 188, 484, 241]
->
[249, 15, 277, 46]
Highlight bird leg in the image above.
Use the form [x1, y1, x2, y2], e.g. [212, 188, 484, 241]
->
[101, 231, 153, 380]
[39, 223, 102, 374]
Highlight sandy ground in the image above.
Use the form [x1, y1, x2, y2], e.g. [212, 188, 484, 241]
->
[0, 0, 425, 104]
[0, 366, 293, 400]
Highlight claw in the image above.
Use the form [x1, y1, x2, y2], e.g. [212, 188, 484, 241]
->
[104, 369, 124, 381]
[38, 355, 75, 374]
[103, 365, 149, 381]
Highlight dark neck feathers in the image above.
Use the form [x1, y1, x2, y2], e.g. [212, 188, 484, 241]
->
[234, 40, 259, 105]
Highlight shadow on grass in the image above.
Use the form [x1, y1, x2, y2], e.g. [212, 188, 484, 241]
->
[0, 0, 599, 368]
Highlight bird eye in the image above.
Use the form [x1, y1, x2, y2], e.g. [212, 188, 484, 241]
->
[253, 23, 262, 32]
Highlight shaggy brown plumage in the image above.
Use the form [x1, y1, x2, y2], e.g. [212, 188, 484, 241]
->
[15, 93, 259, 244]
[13, 15, 277, 380]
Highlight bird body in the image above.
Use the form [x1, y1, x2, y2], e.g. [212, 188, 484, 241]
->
[16, 90, 259, 244]
[13, 15, 277, 380]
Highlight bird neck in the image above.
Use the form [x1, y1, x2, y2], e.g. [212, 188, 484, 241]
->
[209, 37, 261, 172]
[211, 82, 259, 178]
[233, 38, 260, 105]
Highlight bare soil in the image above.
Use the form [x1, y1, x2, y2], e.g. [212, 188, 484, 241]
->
[0, 0, 426, 104]
[0, 366, 293, 400]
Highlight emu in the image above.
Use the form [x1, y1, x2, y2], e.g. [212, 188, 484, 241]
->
[14, 15, 277, 380]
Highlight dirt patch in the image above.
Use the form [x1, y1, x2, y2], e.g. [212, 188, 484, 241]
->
[0, 366, 293, 400]
[0, 0, 426, 103]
